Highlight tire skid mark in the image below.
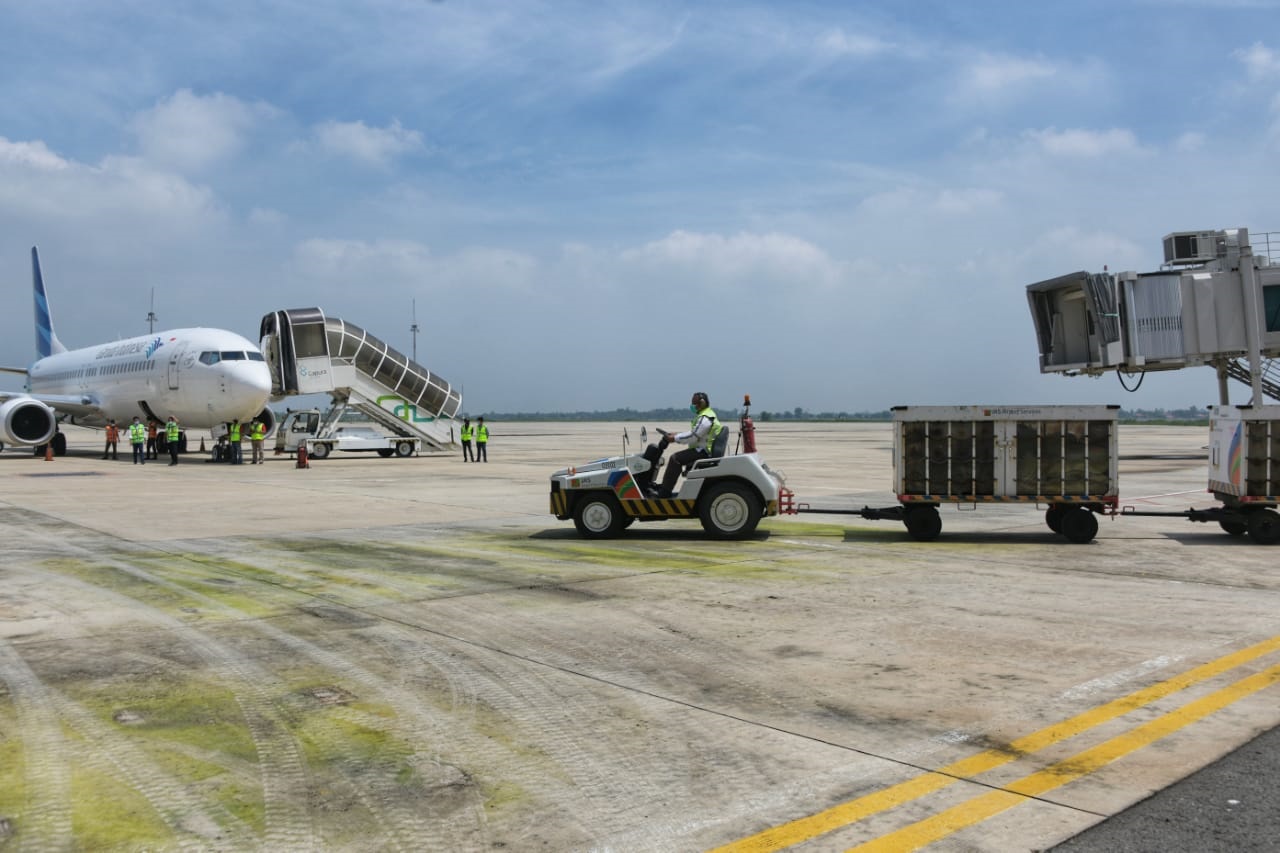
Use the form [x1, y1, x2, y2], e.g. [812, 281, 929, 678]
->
[46, 687, 254, 850]
[0, 639, 72, 851]
[86, 555, 483, 852]
[3, 543, 316, 851]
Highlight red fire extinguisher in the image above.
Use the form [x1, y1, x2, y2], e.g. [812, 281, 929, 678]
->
[739, 394, 756, 454]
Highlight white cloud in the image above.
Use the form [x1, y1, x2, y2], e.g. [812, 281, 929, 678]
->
[1025, 127, 1141, 157]
[1235, 42, 1280, 79]
[0, 137, 69, 171]
[129, 89, 270, 172]
[292, 238, 535, 291]
[816, 28, 892, 59]
[1174, 131, 1206, 152]
[622, 230, 842, 290]
[313, 119, 423, 167]
[961, 53, 1057, 96]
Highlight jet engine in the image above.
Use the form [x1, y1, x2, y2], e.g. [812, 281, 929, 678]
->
[0, 398, 58, 447]
[254, 406, 278, 438]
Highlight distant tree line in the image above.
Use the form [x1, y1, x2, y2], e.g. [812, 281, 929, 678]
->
[474, 405, 1212, 423]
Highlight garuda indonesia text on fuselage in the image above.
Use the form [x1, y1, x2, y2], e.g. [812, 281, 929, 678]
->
[0, 247, 273, 454]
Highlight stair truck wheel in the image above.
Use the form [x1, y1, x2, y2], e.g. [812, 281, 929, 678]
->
[573, 492, 625, 539]
[377, 448, 394, 458]
[699, 481, 762, 539]
[1059, 506, 1099, 543]
[395, 440, 414, 458]
[1045, 505, 1065, 533]
[1246, 508, 1280, 545]
[903, 505, 942, 542]
[308, 442, 331, 460]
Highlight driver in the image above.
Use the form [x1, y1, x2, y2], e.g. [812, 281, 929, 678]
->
[650, 391, 723, 498]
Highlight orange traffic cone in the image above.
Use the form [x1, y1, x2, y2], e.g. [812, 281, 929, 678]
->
[44, 443, 53, 461]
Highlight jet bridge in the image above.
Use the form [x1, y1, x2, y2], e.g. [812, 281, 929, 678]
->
[1027, 228, 1280, 404]
[259, 308, 461, 450]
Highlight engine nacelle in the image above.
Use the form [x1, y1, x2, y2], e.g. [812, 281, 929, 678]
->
[254, 407, 277, 438]
[0, 397, 58, 446]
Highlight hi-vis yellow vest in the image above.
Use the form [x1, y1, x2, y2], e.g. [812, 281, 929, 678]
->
[694, 407, 722, 453]
[461, 423, 473, 441]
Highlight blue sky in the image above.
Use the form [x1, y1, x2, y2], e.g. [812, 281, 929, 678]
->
[2, 0, 1278, 413]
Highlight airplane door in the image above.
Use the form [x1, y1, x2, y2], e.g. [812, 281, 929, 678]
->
[167, 343, 187, 390]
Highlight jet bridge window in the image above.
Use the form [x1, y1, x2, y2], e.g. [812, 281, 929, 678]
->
[1266, 284, 1280, 333]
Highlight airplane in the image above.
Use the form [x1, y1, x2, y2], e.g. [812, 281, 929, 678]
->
[0, 247, 274, 455]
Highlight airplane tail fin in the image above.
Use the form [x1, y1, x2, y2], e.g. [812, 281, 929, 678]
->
[32, 247, 67, 358]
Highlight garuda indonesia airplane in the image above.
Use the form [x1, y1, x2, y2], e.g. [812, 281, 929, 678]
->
[0, 247, 273, 455]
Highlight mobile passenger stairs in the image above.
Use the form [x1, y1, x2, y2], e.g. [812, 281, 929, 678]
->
[259, 308, 462, 451]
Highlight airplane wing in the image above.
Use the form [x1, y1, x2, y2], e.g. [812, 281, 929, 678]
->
[0, 366, 29, 376]
[0, 389, 104, 420]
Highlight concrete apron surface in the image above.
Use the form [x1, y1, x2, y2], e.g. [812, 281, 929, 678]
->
[0, 421, 1276, 851]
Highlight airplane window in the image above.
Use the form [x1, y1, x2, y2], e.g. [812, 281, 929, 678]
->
[200, 352, 220, 365]
[221, 351, 247, 361]
[247, 352, 265, 362]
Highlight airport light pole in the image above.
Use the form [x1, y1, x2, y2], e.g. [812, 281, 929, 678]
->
[410, 298, 419, 362]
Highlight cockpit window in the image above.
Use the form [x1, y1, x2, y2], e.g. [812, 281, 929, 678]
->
[199, 351, 220, 365]
[221, 351, 247, 361]
[247, 352, 265, 362]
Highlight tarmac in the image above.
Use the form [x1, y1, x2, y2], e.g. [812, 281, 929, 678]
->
[0, 420, 1276, 851]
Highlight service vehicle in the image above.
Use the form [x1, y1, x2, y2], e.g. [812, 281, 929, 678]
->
[275, 409, 419, 459]
[799, 404, 1120, 543]
[550, 401, 790, 539]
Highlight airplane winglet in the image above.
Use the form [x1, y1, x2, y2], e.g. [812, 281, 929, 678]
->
[32, 246, 67, 358]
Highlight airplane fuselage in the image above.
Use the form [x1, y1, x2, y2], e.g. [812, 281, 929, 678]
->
[27, 327, 271, 428]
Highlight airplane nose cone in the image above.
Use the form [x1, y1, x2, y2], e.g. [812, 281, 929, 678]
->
[236, 362, 273, 404]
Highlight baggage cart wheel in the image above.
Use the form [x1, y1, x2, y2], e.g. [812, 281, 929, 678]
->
[1246, 509, 1280, 545]
[1059, 507, 1098, 544]
[1045, 505, 1065, 533]
[699, 482, 763, 539]
[903, 505, 941, 542]
[1218, 518, 1248, 537]
[573, 492, 624, 539]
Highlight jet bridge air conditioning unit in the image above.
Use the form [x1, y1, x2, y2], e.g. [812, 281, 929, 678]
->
[1163, 231, 1223, 265]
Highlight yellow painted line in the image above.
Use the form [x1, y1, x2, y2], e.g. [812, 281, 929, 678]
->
[851, 662, 1280, 852]
[711, 634, 1280, 853]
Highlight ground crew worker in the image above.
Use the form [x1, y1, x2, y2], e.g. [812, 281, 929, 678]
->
[652, 391, 723, 498]
[166, 416, 181, 465]
[228, 419, 243, 464]
[250, 419, 266, 464]
[103, 420, 119, 460]
[460, 417, 474, 462]
[475, 416, 489, 462]
[146, 418, 159, 459]
[129, 416, 147, 465]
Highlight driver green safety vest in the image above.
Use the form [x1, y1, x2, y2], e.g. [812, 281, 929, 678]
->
[251, 422, 265, 440]
[229, 423, 241, 442]
[693, 407, 722, 453]
[461, 423, 472, 441]
[166, 421, 179, 442]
